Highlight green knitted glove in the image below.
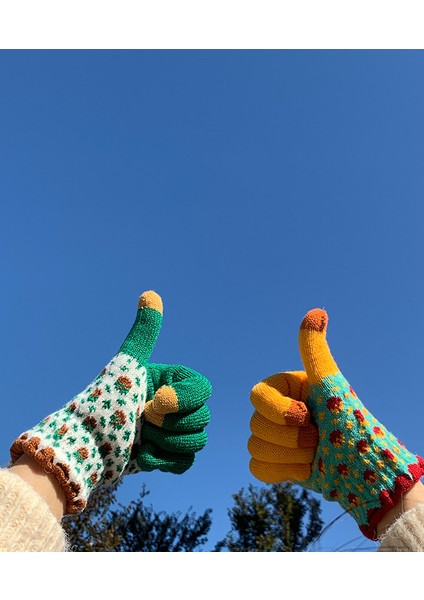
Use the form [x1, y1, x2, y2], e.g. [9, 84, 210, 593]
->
[10, 291, 211, 514]
[125, 362, 212, 475]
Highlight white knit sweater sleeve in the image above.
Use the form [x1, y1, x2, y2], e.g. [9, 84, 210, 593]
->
[0, 468, 67, 552]
[378, 503, 424, 552]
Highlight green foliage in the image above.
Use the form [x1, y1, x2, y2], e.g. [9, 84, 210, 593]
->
[62, 482, 123, 551]
[120, 500, 212, 552]
[62, 480, 323, 552]
[215, 482, 323, 552]
[62, 481, 212, 552]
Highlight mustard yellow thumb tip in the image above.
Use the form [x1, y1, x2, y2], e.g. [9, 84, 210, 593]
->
[138, 290, 163, 314]
[300, 308, 328, 333]
[298, 308, 340, 382]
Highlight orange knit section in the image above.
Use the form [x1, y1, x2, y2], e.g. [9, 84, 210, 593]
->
[250, 412, 296, 448]
[249, 458, 311, 484]
[250, 377, 309, 426]
[260, 371, 309, 401]
[298, 309, 339, 384]
[300, 308, 328, 332]
[144, 400, 165, 427]
[247, 436, 315, 464]
[298, 425, 319, 449]
[138, 290, 163, 314]
[285, 399, 310, 426]
[152, 385, 179, 415]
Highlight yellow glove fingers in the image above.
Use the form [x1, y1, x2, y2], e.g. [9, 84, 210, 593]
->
[248, 435, 315, 464]
[250, 371, 310, 426]
[249, 458, 311, 484]
[298, 309, 340, 385]
[250, 411, 318, 449]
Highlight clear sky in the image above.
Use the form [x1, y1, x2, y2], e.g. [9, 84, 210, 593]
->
[1, 50, 424, 553]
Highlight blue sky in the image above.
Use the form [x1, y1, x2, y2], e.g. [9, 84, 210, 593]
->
[1, 50, 424, 552]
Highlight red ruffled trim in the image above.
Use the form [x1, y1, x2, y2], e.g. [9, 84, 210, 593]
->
[359, 456, 424, 540]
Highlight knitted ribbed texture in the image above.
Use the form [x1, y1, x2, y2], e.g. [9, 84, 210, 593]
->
[11, 290, 212, 514]
[248, 308, 424, 541]
[0, 469, 66, 552]
[378, 503, 424, 552]
[296, 310, 424, 540]
[10, 291, 162, 514]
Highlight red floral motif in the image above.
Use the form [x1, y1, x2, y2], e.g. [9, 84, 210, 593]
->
[382, 448, 395, 461]
[329, 430, 345, 448]
[363, 469, 378, 484]
[353, 409, 365, 423]
[348, 493, 360, 507]
[337, 464, 349, 477]
[330, 490, 339, 499]
[326, 396, 343, 413]
[349, 385, 357, 397]
[373, 426, 384, 437]
[356, 439, 370, 454]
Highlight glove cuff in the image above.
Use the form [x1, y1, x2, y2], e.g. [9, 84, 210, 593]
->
[359, 455, 424, 540]
[307, 373, 424, 540]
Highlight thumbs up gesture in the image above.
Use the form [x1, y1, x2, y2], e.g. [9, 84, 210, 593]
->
[249, 309, 424, 540]
[11, 290, 212, 514]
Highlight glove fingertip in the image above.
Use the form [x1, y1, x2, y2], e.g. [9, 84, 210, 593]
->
[138, 290, 163, 315]
[300, 308, 328, 332]
[153, 385, 179, 414]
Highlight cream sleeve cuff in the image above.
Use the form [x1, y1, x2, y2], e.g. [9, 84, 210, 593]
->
[0, 468, 67, 552]
[378, 502, 424, 552]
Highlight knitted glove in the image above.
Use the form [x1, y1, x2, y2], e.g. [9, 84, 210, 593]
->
[124, 362, 212, 475]
[11, 290, 211, 514]
[249, 308, 424, 540]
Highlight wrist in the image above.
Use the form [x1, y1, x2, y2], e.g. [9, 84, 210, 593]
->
[376, 480, 424, 538]
[9, 454, 66, 521]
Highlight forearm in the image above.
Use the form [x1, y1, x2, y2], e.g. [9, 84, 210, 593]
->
[0, 467, 66, 551]
[377, 481, 424, 551]
[9, 454, 66, 521]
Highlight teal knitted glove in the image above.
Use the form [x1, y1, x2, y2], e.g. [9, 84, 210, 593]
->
[298, 309, 424, 539]
[249, 308, 424, 540]
[11, 291, 211, 514]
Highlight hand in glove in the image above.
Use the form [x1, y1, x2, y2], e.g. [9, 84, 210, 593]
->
[249, 308, 424, 540]
[11, 290, 211, 514]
